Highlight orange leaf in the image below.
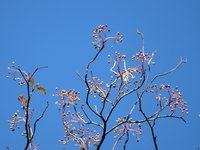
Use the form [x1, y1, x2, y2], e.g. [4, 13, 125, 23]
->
[19, 95, 31, 104]
[128, 67, 139, 73]
[19, 94, 25, 101]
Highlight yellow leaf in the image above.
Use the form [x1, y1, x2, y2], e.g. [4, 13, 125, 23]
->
[29, 77, 34, 85]
[24, 99, 31, 104]
[35, 85, 46, 95]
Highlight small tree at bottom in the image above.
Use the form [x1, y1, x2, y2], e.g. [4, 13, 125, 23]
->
[7, 64, 49, 150]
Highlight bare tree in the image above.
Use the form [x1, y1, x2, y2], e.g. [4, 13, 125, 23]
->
[54, 24, 187, 150]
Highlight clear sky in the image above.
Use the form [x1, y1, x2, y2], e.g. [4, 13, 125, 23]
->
[0, 1, 200, 150]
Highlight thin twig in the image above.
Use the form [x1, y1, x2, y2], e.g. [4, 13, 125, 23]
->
[31, 102, 49, 141]
[76, 70, 85, 82]
[148, 57, 187, 87]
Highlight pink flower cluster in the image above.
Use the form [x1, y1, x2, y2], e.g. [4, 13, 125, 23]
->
[114, 118, 142, 141]
[132, 50, 155, 65]
[92, 24, 123, 50]
[54, 88, 101, 149]
[148, 84, 188, 115]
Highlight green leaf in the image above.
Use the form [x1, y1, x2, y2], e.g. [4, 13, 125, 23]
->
[35, 85, 46, 95]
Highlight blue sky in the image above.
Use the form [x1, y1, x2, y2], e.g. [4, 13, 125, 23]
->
[0, 1, 200, 150]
